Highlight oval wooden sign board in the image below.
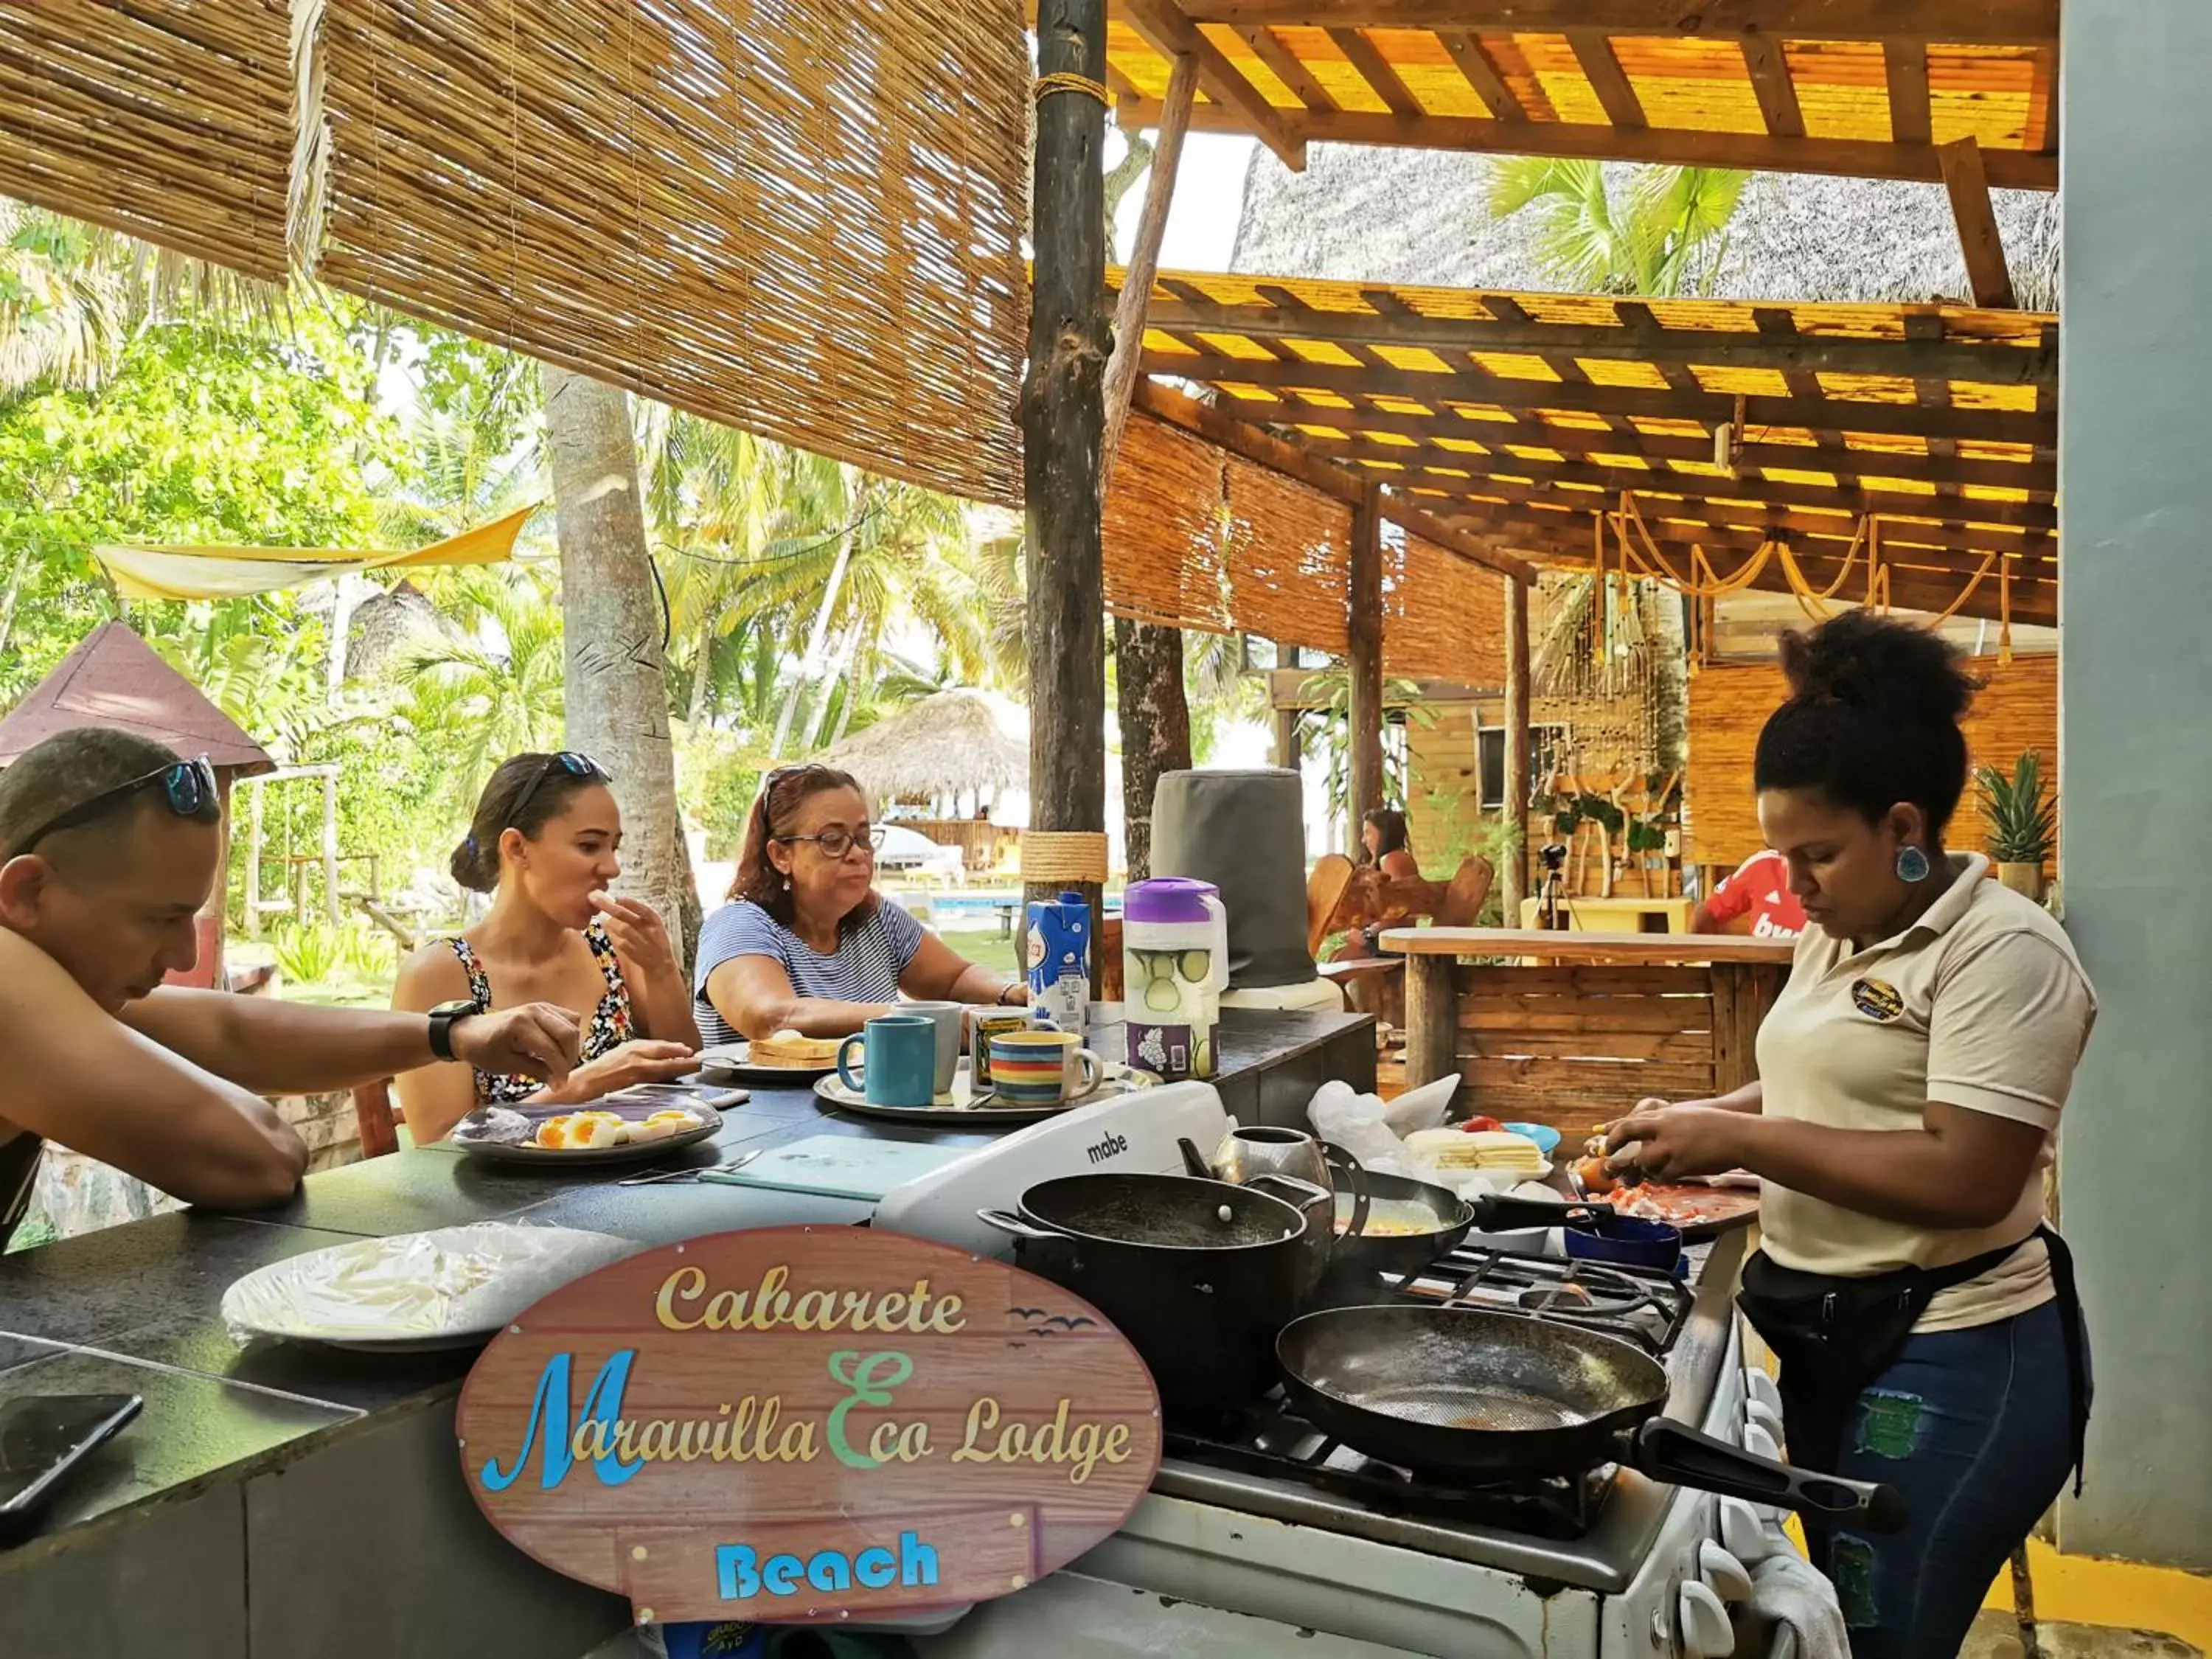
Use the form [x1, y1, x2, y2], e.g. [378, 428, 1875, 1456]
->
[457, 1225, 1162, 1626]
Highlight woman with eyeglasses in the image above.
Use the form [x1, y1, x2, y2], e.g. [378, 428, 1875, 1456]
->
[391, 752, 701, 1141]
[695, 765, 1026, 1045]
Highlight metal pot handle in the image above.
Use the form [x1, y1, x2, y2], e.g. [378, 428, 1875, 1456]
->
[1321, 1141, 1372, 1238]
[1245, 1173, 1332, 1209]
[1632, 1418, 1910, 1535]
[974, 1209, 1063, 1245]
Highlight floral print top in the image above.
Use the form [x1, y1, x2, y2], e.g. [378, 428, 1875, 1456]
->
[447, 919, 633, 1104]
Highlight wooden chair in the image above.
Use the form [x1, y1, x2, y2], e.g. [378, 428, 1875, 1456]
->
[1315, 855, 1496, 1033]
[351, 1079, 402, 1160]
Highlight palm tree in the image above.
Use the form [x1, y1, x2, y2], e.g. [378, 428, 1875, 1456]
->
[1486, 160, 1747, 298]
[399, 568, 568, 804]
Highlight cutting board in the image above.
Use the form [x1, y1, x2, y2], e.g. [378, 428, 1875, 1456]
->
[698, 1136, 973, 1203]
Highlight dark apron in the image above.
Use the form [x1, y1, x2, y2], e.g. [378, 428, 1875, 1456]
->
[1736, 1224, 2089, 1499]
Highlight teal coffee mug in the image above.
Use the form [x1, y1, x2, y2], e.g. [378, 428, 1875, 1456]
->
[835, 1015, 936, 1108]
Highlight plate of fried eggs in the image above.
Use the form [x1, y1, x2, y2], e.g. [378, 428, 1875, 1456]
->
[449, 1087, 724, 1168]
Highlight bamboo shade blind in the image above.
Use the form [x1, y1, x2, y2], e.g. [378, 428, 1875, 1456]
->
[303, 0, 1029, 505]
[1685, 652, 2057, 869]
[0, 0, 292, 279]
[1383, 532, 1506, 685]
[1105, 413, 1351, 653]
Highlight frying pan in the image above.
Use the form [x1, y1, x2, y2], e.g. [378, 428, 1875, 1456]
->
[1276, 1304, 1907, 1531]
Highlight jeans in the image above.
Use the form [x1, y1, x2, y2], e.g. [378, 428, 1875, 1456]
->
[1795, 1299, 2084, 1659]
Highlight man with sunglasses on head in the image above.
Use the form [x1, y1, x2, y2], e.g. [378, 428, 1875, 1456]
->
[0, 728, 588, 1248]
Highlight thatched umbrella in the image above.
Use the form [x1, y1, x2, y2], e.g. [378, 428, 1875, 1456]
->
[818, 688, 1028, 805]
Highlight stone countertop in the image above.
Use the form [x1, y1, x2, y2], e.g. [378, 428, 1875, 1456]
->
[0, 1005, 1370, 1558]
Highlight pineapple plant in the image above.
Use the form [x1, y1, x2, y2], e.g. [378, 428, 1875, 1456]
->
[1977, 750, 2057, 902]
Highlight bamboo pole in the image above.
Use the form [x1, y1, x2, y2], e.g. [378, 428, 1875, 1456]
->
[1023, 0, 1111, 971]
[1502, 574, 1531, 920]
[1348, 482, 1386, 847]
[1099, 51, 1196, 483]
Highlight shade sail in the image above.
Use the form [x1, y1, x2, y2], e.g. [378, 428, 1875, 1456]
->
[94, 507, 535, 602]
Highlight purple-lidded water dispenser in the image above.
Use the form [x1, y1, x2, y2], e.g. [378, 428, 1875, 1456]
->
[1121, 877, 1229, 1080]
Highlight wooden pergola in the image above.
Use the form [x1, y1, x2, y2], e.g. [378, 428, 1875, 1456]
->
[1116, 265, 2056, 627]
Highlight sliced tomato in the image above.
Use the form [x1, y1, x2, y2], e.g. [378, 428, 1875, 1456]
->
[1461, 1114, 1505, 1133]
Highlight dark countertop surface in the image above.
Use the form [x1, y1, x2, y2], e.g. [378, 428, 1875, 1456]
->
[0, 1005, 1368, 1556]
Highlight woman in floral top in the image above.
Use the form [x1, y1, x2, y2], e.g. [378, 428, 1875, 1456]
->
[392, 752, 700, 1141]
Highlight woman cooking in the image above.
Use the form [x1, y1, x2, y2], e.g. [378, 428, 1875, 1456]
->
[1604, 613, 2092, 1659]
[694, 764, 1026, 1045]
[392, 752, 700, 1141]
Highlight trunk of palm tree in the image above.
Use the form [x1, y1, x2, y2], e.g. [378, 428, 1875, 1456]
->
[541, 363, 701, 967]
[805, 621, 865, 751]
[770, 475, 874, 758]
[686, 615, 717, 726]
[0, 548, 32, 661]
[1113, 616, 1190, 882]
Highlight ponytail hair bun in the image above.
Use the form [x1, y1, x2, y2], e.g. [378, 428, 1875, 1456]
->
[449, 833, 498, 894]
[1776, 611, 1977, 725]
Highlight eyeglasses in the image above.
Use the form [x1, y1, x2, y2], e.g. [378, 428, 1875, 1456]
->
[775, 824, 887, 860]
[508, 751, 610, 827]
[13, 755, 221, 856]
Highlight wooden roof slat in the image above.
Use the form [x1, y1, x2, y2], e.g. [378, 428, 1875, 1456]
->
[1133, 297, 2053, 386]
[1883, 41, 1933, 144]
[1140, 350, 2056, 444]
[1326, 27, 1424, 117]
[1936, 136, 2018, 309]
[1740, 34, 1806, 137]
[1124, 97, 2058, 189]
[1121, 0, 1307, 169]
[1436, 29, 1525, 120]
[1568, 29, 1647, 129]
[1237, 24, 1335, 108]
[1172, 4, 2058, 46]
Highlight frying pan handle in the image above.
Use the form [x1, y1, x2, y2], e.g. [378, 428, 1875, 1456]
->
[1467, 1193, 1610, 1232]
[1321, 1142, 1373, 1238]
[1632, 1419, 1910, 1535]
[974, 1208, 1062, 1245]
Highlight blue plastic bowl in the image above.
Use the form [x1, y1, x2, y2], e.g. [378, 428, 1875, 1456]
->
[1502, 1121, 1562, 1159]
[1563, 1213, 1686, 1278]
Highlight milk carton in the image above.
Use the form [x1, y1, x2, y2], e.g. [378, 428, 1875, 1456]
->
[1025, 890, 1092, 1036]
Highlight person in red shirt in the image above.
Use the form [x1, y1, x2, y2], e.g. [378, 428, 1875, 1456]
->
[1692, 848, 1808, 939]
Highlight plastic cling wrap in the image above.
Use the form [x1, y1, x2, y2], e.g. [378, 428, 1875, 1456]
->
[221, 1223, 636, 1347]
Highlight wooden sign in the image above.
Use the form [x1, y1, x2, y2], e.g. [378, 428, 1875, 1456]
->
[456, 1226, 1162, 1626]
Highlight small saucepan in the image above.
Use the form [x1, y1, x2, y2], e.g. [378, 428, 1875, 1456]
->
[978, 1170, 1329, 1423]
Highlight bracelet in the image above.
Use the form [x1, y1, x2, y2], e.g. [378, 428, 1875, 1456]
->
[1000, 981, 1027, 1006]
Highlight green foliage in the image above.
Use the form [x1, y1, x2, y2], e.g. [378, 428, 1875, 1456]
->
[270, 920, 342, 987]
[1978, 749, 2056, 863]
[1486, 159, 1747, 298]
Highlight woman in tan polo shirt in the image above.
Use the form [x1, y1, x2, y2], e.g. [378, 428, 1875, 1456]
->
[1607, 613, 2092, 1659]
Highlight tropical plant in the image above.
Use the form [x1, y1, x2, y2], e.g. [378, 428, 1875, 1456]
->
[398, 567, 568, 810]
[1486, 159, 1748, 298]
[270, 921, 342, 987]
[1978, 749, 2056, 865]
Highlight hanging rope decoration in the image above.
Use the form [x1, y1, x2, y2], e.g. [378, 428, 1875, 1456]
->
[1034, 72, 1110, 107]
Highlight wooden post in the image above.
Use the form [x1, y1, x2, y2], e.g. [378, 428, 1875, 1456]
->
[1023, 0, 1110, 969]
[1347, 482, 1386, 847]
[243, 779, 263, 941]
[1502, 574, 1531, 922]
[321, 770, 341, 927]
[1405, 953, 1460, 1105]
[1099, 51, 1196, 483]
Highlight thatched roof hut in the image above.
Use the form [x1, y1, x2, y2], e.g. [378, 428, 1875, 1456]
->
[1232, 145, 2060, 310]
[818, 689, 1028, 804]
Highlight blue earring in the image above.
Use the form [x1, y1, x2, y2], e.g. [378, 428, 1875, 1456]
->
[1895, 845, 1931, 883]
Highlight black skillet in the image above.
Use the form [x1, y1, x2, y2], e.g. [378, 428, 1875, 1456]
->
[1276, 1304, 1908, 1532]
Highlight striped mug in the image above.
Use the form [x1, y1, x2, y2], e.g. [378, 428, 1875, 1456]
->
[985, 1029, 1102, 1107]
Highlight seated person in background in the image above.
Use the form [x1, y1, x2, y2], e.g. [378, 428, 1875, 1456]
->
[392, 751, 700, 1142]
[695, 764, 1026, 1044]
[1349, 806, 1422, 956]
[0, 729, 583, 1248]
[1691, 847, 1808, 940]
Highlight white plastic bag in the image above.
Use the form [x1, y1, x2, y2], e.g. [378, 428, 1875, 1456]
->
[222, 1222, 637, 1347]
[1304, 1080, 1412, 1176]
[1382, 1074, 1458, 1136]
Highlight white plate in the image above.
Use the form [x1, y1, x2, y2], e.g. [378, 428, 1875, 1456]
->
[221, 1224, 635, 1351]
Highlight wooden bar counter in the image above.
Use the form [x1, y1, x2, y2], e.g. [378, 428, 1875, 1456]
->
[1377, 928, 1795, 1146]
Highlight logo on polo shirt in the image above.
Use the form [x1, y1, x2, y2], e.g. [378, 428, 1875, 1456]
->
[1851, 978, 1905, 1022]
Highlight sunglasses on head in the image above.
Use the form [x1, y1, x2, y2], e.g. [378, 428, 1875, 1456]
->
[507, 751, 611, 827]
[13, 755, 221, 856]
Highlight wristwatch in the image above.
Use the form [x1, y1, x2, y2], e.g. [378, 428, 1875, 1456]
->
[427, 1000, 476, 1062]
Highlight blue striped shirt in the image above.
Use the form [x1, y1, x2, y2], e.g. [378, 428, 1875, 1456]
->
[692, 898, 925, 1048]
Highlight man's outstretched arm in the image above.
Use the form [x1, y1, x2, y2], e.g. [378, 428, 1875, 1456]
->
[119, 987, 585, 1098]
[1, 935, 306, 1209]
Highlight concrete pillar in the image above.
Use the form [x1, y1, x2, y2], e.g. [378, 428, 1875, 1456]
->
[2058, 1, 2212, 1569]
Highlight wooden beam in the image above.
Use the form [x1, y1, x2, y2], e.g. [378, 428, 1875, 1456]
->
[1883, 41, 1933, 143]
[1172, 2, 2059, 44]
[1139, 350, 2057, 442]
[1239, 25, 1335, 109]
[1568, 29, 1646, 128]
[1349, 483, 1386, 849]
[1101, 53, 1198, 481]
[1327, 27, 1424, 116]
[1273, 639, 1304, 768]
[1127, 295, 2055, 386]
[1936, 136, 2018, 309]
[1436, 29, 1524, 119]
[1119, 99, 2058, 189]
[1121, 0, 1307, 170]
[1502, 575, 1531, 921]
[1381, 489, 1540, 585]
[1026, 0, 1111, 962]
[1740, 33, 1805, 136]
[1252, 400, 2055, 487]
